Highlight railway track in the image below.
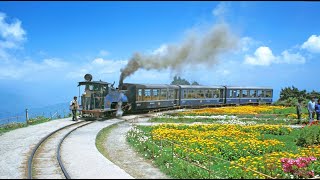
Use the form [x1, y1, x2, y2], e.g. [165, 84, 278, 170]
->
[27, 120, 95, 179]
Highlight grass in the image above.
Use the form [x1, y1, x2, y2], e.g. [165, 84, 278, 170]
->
[0, 116, 57, 135]
[95, 123, 119, 160]
[0, 123, 27, 135]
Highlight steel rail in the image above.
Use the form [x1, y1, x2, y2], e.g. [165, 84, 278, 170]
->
[57, 121, 95, 179]
[27, 120, 86, 179]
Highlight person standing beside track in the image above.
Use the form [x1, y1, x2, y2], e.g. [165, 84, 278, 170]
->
[296, 99, 302, 124]
[307, 97, 316, 123]
[70, 96, 79, 121]
[315, 99, 320, 121]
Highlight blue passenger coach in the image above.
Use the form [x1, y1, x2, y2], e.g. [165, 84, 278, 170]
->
[178, 85, 225, 107]
[224, 86, 273, 105]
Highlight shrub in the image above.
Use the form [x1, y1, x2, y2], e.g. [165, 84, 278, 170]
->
[296, 124, 320, 147]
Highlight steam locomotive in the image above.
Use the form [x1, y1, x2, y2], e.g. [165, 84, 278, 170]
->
[77, 74, 273, 118]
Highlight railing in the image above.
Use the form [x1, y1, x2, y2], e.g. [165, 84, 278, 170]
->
[0, 116, 25, 126]
[0, 108, 71, 127]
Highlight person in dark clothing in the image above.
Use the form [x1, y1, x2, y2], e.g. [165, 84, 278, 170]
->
[296, 99, 302, 124]
[315, 99, 320, 120]
[70, 96, 79, 121]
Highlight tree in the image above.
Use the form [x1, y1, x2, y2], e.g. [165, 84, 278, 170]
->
[170, 76, 190, 85]
[170, 76, 200, 85]
[279, 86, 306, 101]
[276, 86, 320, 107]
[191, 81, 200, 85]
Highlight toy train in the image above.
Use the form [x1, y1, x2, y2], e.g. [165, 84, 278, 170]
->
[77, 74, 273, 118]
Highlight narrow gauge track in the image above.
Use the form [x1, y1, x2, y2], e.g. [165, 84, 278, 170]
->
[27, 120, 95, 179]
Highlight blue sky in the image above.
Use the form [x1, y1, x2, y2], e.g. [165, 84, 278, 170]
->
[0, 1, 320, 114]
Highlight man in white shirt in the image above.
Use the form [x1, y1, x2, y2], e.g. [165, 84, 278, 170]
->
[70, 96, 79, 121]
[308, 97, 316, 123]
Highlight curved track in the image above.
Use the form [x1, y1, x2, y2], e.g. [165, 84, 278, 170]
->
[27, 120, 95, 179]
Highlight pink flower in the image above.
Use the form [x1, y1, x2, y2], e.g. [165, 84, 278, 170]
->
[308, 170, 315, 177]
[309, 156, 317, 161]
[280, 156, 317, 178]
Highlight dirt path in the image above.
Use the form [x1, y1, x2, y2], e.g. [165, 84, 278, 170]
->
[105, 121, 170, 179]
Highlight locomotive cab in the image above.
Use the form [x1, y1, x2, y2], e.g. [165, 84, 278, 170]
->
[77, 74, 129, 118]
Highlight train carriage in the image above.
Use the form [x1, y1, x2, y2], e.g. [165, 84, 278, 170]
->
[121, 83, 179, 112]
[178, 85, 225, 107]
[225, 86, 273, 105]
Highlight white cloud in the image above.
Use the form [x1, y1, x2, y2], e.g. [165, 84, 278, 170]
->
[280, 50, 306, 64]
[99, 50, 109, 56]
[239, 37, 260, 52]
[301, 35, 320, 53]
[0, 58, 69, 79]
[212, 2, 229, 18]
[66, 58, 128, 81]
[244, 46, 306, 66]
[244, 46, 276, 66]
[0, 12, 26, 41]
[0, 12, 26, 62]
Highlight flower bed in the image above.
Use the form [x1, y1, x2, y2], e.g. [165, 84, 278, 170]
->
[127, 123, 319, 179]
[180, 105, 287, 116]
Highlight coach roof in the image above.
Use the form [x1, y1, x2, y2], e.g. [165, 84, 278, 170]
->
[122, 83, 179, 89]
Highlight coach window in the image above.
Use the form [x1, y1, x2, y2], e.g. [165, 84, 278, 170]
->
[228, 90, 232, 98]
[175, 89, 179, 100]
[206, 90, 212, 98]
[191, 90, 196, 98]
[137, 89, 143, 101]
[194, 90, 199, 99]
[242, 90, 248, 98]
[213, 89, 220, 98]
[144, 89, 151, 101]
[172, 89, 179, 99]
[236, 90, 240, 98]
[160, 89, 167, 100]
[210, 89, 215, 98]
[195, 90, 200, 99]
[249, 90, 256, 97]
[257, 90, 263, 97]
[152, 89, 160, 100]
[183, 90, 187, 99]
[187, 89, 192, 99]
[168, 89, 174, 99]
[265, 90, 272, 97]
[199, 90, 204, 99]
[192, 90, 196, 99]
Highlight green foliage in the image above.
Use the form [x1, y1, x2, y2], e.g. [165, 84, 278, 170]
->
[0, 123, 27, 135]
[27, 116, 50, 125]
[171, 76, 190, 85]
[170, 75, 200, 85]
[275, 86, 320, 107]
[296, 125, 320, 147]
[191, 81, 199, 85]
[95, 123, 118, 160]
[279, 86, 307, 101]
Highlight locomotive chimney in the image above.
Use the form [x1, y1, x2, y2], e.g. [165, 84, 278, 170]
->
[118, 74, 124, 90]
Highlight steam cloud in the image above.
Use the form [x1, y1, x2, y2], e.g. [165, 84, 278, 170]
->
[119, 23, 239, 87]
